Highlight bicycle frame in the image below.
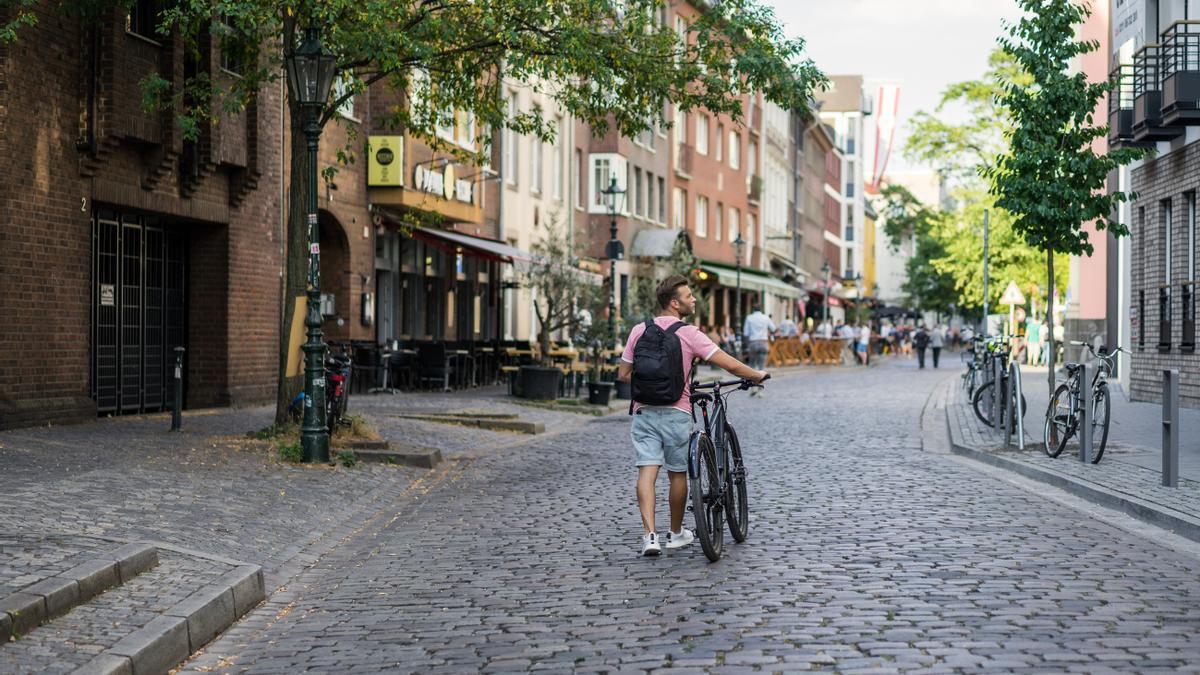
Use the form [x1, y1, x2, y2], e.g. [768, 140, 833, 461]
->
[687, 388, 729, 483]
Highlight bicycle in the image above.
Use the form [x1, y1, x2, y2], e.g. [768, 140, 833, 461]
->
[286, 344, 353, 435]
[960, 336, 985, 397]
[686, 374, 769, 562]
[972, 336, 1027, 432]
[1043, 342, 1128, 463]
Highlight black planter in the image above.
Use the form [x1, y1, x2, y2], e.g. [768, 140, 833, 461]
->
[519, 366, 562, 400]
[614, 379, 632, 400]
[586, 381, 615, 405]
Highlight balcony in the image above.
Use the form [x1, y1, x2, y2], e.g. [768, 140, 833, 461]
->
[674, 143, 694, 179]
[1109, 64, 1154, 149]
[1159, 285, 1173, 353]
[1161, 21, 1200, 126]
[748, 174, 763, 203]
[1133, 44, 1185, 143]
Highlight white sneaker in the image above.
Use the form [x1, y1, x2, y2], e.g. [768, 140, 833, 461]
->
[666, 528, 694, 549]
[641, 532, 662, 556]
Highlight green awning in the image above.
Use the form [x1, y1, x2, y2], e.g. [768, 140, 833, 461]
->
[698, 261, 802, 299]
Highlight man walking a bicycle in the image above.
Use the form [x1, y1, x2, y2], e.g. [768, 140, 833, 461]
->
[618, 275, 768, 557]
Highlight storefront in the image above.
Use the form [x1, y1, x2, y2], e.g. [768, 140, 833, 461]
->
[695, 260, 804, 329]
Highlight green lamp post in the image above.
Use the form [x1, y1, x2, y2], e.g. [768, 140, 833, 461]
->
[285, 27, 338, 463]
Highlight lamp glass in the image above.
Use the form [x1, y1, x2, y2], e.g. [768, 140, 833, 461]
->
[286, 28, 338, 108]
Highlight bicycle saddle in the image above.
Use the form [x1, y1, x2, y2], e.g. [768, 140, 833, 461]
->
[1064, 362, 1081, 374]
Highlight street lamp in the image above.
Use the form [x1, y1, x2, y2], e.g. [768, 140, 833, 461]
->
[733, 233, 746, 354]
[821, 260, 831, 329]
[600, 176, 626, 347]
[285, 27, 338, 464]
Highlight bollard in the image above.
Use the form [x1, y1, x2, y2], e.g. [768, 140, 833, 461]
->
[992, 355, 1004, 436]
[1004, 364, 1013, 447]
[171, 346, 185, 432]
[1163, 369, 1180, 487]
[1079, 363, 1091, 463]
[1011, 361, 1025, 451]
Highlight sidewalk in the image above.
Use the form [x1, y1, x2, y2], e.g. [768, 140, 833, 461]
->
[0, 387, 596, 673]
[944, 371, 1200, 545]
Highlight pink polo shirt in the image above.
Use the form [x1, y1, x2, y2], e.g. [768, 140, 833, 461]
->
[621, 316, 721, 413]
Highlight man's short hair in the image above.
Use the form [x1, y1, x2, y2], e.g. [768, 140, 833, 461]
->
[657, 275, 690, 310]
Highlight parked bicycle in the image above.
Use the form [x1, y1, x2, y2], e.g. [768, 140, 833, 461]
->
[286, 344, 353, 435]
[972, 336, 1027, 432]
[960, 335, 985, 397]
[1043, 342, 1127, 463]
[686, 374, 768, 562]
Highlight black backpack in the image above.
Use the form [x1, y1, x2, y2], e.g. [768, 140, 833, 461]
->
[630, 319, 687, 412]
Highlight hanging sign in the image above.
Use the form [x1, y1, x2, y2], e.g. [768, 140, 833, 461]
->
[368, 136, 403, 186]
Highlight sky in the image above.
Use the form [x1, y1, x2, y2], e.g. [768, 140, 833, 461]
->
[760, 0, 1025, 172]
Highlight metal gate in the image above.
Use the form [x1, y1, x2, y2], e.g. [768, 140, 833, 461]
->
[92, 210, 186, 415]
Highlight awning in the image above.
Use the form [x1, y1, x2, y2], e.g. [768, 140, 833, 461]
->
[697, 260, 803, 299]
[630, 228, 691, 258]
[410, 227, 534, 264]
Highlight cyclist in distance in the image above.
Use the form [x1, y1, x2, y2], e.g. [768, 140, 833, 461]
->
[618, 275, 768, 556]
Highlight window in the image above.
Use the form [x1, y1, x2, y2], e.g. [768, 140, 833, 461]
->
[646, 172, 655, 221]
[729, 131, 741, 170]
[846, 178, 856, 198]
[633, 167, 643, 217]
[531, 107, 543, 194]
[504, 94, 518, 186]
[1165, 198, 1174, 284]
[588, 153, 628, 214]
[658, 176, 666, 222]
[696, 115, 709, 155]
[218, 14, 248, 74]
[553, 117, 564, 201]
[673, 188, 686, 229]
[716, 123, 724, 161]
[593, 158, 611, 207]
[674, 106, 687, 147]
[332, 75, 356, 119]
[715, 202, 723, 242]
[574, 149, 583, 209]
[1189, 191, 1196, 283]
[729, 207, 740, 242]
[746, 214, 756, 250]
[747, 140, 757, 175]
[696, 195, 708, 237]
[127, 0, 159, 39]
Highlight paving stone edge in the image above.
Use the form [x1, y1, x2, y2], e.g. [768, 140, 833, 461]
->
[0, 542, 159, 641]
[945, 405, 1200, 546]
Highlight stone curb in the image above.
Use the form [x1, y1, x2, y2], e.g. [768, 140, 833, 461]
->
[390, 412, 545, 434]
[0, 542, 158, 640]
[354, 446, 443, 469]
[945, 407, 1200, 546]
[74, 564, 265, 675]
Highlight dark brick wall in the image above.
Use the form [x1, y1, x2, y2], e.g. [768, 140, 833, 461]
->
[1129, 140, 1200, 407]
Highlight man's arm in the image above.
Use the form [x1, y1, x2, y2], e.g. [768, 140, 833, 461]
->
[707, 349, 767, 383]
[617, 360, 632, 382]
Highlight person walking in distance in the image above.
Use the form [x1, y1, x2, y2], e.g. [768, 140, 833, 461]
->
[742, 303, 776, 397]
[618, 276, 768, 557]
[930, 323, 945, 368]
[913, 324, 930, 369]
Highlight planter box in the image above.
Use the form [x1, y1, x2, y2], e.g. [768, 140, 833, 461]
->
[519, 366, 562, 400]
[586, 381, 615, 405]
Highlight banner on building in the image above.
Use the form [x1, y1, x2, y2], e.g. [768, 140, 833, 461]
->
[368, 136, 404, 187]
[1112, 0, 1144, 54]
[870, 82, 901, 191]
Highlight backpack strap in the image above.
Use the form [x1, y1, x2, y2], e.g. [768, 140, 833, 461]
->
[665, 320, 686, 335]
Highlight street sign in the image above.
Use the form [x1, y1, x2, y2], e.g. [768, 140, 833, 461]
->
[1015, 307, 1027, 323]
[1000, 281, 1025, 306]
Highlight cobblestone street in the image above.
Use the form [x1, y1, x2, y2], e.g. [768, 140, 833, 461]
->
[183, 360, 1200, 673]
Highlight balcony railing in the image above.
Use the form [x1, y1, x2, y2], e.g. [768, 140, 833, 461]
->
[1159, 285, 1173, 352]
[1109, 64, 1152, 149]
[748, 174, 763, 202]
[674, 143, 694, 178]
[1133, 44, 1185, 142]
[1184, 281, 1196, 353]
[1161, 21, 1200, 126]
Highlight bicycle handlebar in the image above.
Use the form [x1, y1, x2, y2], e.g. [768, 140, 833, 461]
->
[691, 373, 771, 392]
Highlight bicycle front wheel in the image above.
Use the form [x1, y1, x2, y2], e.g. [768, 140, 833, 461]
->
[1043, 384, 1072, 458]
[972, 381, 997, 427]
[689, 434, 724, 562]
[724, 425, 749, 543]
[1090, 384, 1111, 463]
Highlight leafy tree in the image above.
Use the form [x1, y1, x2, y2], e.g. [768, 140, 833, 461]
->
[984, 0, 1145, 398]
[521, 216, 601, 365]
[6, 0, 825, 422]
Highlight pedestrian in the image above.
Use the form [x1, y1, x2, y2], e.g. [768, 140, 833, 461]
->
[779, 316, 799, 337]
[930, 323, 944, 368]
[856, 323, 871, 366]
[619, 275, 767, 556]
[1039, 319, 1049, 366]
[913, 324, 930, 368]
[742, 304, 776, 396]
[1025, 317, 1041, 366]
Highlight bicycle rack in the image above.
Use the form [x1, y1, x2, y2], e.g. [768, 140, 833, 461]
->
[992, 356, 1004, 438]
[1079, 363, 1092, 463]
[1163, 369, 1180, 487]
[1005, 361, 1025, 450]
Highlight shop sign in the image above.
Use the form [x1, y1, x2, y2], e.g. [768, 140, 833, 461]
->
[367, 136, 403, 186]
[414, 163, 474, 205]
[1112, 0, 1144, 52]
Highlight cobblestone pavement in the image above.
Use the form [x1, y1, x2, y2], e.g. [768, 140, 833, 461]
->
[186, 360, 1200, 673]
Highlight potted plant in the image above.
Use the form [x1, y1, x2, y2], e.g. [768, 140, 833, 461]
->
[575, 289, 616, 405]
[518, 215, 599, 400]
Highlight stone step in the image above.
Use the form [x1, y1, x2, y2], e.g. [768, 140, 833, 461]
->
[390, 412, 545, 434]
[0, 546, 263, 675]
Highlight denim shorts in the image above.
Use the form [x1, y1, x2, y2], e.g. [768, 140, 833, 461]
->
[631, 406, 692, 473]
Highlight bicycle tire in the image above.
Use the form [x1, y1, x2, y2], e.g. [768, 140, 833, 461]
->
[724, 424, 749, 543]
[1043, 384, 1073, 458]
[689, 433, 724, 562]
[1090, 384, 1111, 463]
[973, 380, 1026, 432]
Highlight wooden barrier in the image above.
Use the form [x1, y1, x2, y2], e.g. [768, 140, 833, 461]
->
[766, 337, 848, 366]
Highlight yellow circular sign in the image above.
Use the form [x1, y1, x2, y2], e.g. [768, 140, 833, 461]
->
[443, 164, 456, 201]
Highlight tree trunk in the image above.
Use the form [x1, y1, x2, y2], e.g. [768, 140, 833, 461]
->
[275, 97, 314, 425]
[1046, 248, 1056, 401]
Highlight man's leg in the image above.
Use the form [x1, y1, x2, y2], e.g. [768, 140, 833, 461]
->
[933, 347, 941, 368]
[667, 470, 688, 534]
[917, 348, 926, 368]
[636, 465, 660, 534]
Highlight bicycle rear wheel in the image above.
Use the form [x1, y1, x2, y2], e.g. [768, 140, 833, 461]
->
[972, 381, 997, 427]
[724, 425, 749, 543]
[1043, 384, 1073, 458]
[689, 433, 724, 562]
[1090, 384, 1111, 463]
